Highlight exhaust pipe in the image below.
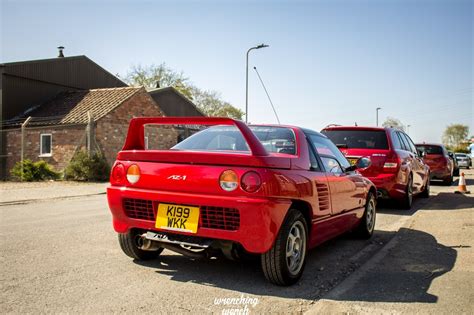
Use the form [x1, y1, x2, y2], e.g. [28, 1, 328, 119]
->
[137, 233, 209, 259]
[137, 235, 162, 251]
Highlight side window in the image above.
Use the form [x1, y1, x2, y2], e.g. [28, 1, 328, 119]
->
[40, 134, 52, 156]
[308, 134, 350, 172]
[391, 131, 402, 150]
[307, 140, 321, 171]
[401, 133, 417, 154]
[397, 132, 409, 151]
[321, 156, 344, 174]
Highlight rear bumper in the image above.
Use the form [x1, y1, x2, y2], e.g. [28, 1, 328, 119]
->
[457, 160, 470, 167]
[430, 168, 451, 180]
[365, 173, 405, 200]
[107, 186, 291, 253]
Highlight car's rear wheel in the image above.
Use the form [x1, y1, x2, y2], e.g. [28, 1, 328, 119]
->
[400, 175, 413, 209]
[118, 230, 163, 260]
[354, 192, 376, 238]
[420, 176, 430, 198]
[261, 209, 308, 286]
[443, 175, 453, 186]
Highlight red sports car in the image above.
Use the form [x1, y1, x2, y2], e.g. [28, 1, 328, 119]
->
[107, 117, 377, 285]
[321, 126, 430, 209]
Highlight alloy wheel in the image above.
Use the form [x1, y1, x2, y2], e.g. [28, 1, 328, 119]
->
[286, 221, 307, 276]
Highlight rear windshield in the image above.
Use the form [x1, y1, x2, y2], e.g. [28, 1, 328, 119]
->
[416, 145, 443, 155]
[321, 130, 389, 150]
[455, 153, 467, 158]
[172, 125, 296, 155]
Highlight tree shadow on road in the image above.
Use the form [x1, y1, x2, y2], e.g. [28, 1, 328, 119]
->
[132, 227, 455, 304]
[419, 192, 473, 211]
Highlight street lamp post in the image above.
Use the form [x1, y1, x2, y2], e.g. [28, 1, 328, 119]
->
[246, 43, 269, 123]
[407, 124, 411, 135]
[376, 107, 382, 127]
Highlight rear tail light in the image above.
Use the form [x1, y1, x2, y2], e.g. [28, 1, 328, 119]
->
[219, 170, 238, 192]
[126, 164, 141, 184]
[111, 163, 125, 185]
[383, 153, 400, 173]
[241, 171, 262, 193]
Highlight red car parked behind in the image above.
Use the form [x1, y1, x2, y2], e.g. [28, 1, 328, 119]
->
[321, 126, 430, 209]
[415, 143, 454, 185]
[107, 117, 377, 285]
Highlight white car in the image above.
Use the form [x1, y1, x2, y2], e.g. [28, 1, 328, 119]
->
[455, 153, 471, 169]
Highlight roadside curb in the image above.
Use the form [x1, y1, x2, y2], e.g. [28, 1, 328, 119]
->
[0, 192, 106, 207]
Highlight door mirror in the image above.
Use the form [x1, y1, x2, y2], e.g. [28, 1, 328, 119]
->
[356, 157, 371, 169]
[418, 150, 426, 158]
[345, 157, 371, 172]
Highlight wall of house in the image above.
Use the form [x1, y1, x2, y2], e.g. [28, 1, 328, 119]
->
[4, 125, 86, 175]
[95, 90, 178, 166]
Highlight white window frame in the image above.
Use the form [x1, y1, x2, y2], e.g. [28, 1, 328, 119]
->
[39, 133, 53, 157]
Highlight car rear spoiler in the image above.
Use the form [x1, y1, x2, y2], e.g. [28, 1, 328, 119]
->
[122, 117, 269, 156]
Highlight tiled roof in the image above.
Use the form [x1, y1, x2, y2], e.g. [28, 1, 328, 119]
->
[21, 87, 141, 125]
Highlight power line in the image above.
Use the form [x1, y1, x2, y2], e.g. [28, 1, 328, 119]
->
[253, 66, 281, 124]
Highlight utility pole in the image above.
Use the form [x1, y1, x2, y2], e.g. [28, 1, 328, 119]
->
[376, 107, 382, 127]
[246, 44, 269, 123]
[20, 116, 32, 181]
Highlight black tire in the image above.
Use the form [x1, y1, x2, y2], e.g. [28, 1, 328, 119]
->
[443, 175, 453, 186]
[118, 230, 163, 260]
[454, 168, 460, 176]
[261, 209, 308, 286]
[354, 192, 376, 239]
[400, 175, 413, 210]
[420, 176, 430, 198]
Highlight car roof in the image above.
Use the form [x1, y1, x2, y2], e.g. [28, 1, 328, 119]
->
[321, 125, 390, 132]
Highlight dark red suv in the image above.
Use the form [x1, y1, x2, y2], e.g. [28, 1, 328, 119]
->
[321, 126, 430, 209]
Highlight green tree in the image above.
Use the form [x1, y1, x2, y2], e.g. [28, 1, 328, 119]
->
[125, 63, 193, 99]
[442, 124, 469, 148]
[382, 117, 405, 131]
[124, 64, 243, 119]
[189, 87, 244, 120]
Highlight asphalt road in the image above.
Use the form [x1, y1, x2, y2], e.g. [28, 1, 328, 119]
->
[1, 171, 472, 314]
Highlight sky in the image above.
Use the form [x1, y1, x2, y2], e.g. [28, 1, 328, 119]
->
[1, 0, 472, 143]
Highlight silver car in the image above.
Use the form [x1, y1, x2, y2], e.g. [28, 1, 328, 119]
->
[455, 153, 471, 169]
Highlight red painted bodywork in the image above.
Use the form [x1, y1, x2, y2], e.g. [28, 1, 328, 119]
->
[107, 117, 375, 254]
[415, 143, 453, 181]
[321, 126, 430, 201]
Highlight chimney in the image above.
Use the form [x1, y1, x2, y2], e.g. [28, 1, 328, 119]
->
[57, 46, 65, 58]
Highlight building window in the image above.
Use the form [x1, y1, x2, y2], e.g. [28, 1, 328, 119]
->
[144, 136, 149, 150]
[40, 134, 52, 157]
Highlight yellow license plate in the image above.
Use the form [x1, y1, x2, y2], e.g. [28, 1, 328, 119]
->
[155, 203, 200, 233]
[348, 158, 357, 166]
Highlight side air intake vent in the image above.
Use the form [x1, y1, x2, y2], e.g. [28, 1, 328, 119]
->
[316, 183, 330, 211]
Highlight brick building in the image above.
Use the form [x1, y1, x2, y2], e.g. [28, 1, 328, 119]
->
[1, 53, 205, 179]
[3, 87, 178, 175]
[0, 54, 127, 178]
